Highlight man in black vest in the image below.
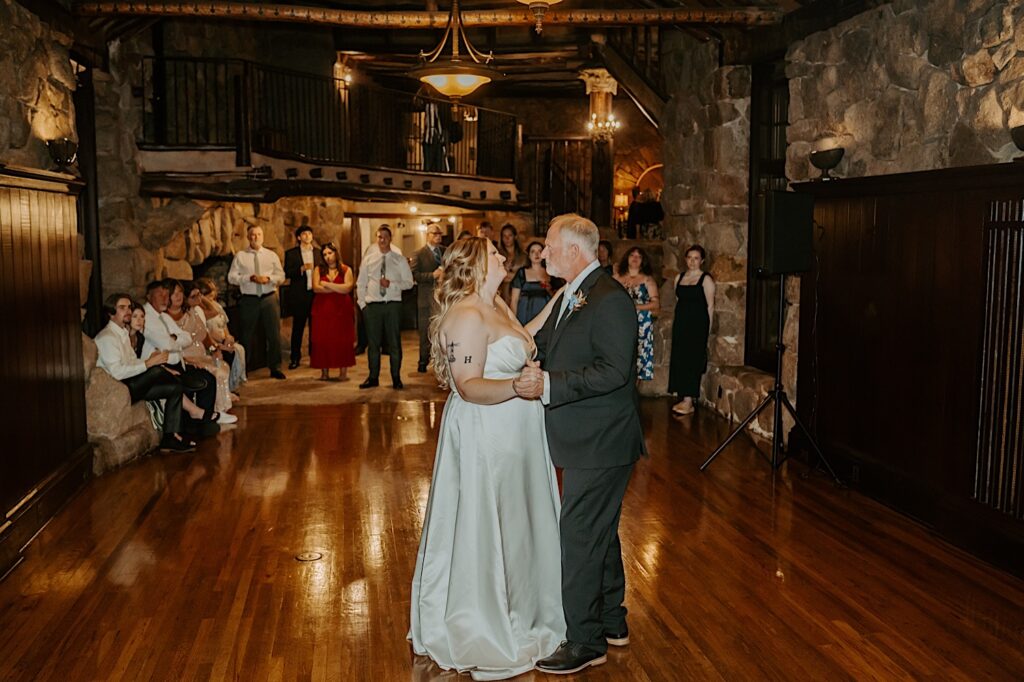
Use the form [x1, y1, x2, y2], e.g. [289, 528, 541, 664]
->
[411, 224, 446, 372]
[283, 224, 322, 369]
[521, 213, 645, 675]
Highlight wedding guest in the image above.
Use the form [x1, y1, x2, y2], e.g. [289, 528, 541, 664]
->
[509, 241, 556, 326]
[228, 224, 286, 379]
[411, 224, 446, 373]
[283, 223, 323, 369]
[598, 240, 615, 275]
[614, 247, 659, 383]
[195, 277, 247, 392]
[475, 220, 495, 245]
[497, 223, 527, 303]
[311, 243, 356, 381]
[142, 280, 218, 425]
[95, 294, 197, 452]
[356, 225, 414, 389]
[166, 280, 237, 424]
[669, 245, 715, 415]
[128, 300, 227, 428]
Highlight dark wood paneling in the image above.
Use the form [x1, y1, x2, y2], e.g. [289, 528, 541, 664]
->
[0, 165, 89, 579]
[795, 163, 1024, 577]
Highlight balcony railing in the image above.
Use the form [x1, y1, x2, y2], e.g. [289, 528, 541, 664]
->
[140, 57, 519, 180]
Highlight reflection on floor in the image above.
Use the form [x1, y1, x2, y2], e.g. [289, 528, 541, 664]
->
[1, 400, 1022, 680]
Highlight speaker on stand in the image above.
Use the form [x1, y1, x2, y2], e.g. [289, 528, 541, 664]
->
[700, 190, 841, 483]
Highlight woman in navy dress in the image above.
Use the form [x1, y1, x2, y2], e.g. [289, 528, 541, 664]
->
[509, 241, 558, 326]
[669, 245, 716, 414]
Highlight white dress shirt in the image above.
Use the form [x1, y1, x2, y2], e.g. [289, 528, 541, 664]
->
[142, 302, 193, 365]
[94, 320, 147, 381]
[542, 259, 601, 404]
[356, 245, 414, 309]
[228, 246, 286, 296]
[300, 245, 315, 290]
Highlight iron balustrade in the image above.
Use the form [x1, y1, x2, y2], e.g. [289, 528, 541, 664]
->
[140, 56, 519, 180]
[522, 137, 592, 234]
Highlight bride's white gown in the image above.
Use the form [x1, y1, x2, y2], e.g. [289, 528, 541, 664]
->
[409, 335, 565, 680]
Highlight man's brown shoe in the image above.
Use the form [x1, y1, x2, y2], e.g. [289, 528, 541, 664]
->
[536, 641, 606, 675]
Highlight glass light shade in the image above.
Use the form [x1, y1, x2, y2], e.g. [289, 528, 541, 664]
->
[420, 71, 492, 98]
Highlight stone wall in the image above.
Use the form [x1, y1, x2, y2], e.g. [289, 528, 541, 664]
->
[657, 31, 780, 432]
[787, 0, 1024, 180]
[0, 0, 77, 170]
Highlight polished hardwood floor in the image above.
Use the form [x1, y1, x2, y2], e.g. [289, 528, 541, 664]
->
[1, 399, 1023, 681]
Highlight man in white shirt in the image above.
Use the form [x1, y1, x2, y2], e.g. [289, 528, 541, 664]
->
[283, 224, 322, 369]
[356, 224, 414, 389]
[228, 225, 287, 379]
[142, 280, 219, 418]
[94, 293, 194, 452]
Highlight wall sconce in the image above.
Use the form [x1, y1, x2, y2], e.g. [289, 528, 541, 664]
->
[46, 138, 78, 173]
[1011, 125, 1024, 162]
[809, 147, 844, 181]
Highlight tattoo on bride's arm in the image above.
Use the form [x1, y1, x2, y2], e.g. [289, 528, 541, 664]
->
[446, 341, 457, 363]
[463, 356, 473, 364]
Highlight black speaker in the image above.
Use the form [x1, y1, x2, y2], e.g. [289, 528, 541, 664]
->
[752, 190, 814, 275]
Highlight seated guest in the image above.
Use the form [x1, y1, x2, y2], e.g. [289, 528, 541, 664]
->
[166, 279, 237, 425]
[128, 301, 225, 428]
[141, 280, 219, 429]
[195, 277, 247, 392]
[94, 294, 199, 453]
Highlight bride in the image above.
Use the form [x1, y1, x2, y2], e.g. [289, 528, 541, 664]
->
[409, 237, 565, 680]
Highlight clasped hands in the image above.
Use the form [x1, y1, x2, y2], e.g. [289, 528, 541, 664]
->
[513, 359, 544, 400]
[249, 274, 272, 284]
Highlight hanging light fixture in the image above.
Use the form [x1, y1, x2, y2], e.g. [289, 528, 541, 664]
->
[516, 0, 562, 33]
[411, 0, 498, 100]
[579, 68, 621, 142]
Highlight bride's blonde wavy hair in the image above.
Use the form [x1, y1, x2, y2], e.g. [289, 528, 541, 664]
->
[430, 236, 490, 388]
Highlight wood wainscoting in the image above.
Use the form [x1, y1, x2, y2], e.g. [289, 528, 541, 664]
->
[0, 165, 91, 580]
[794, 162, 1024, 578]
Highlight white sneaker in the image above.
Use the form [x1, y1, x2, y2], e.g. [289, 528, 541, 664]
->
[217, 412, 239, 425]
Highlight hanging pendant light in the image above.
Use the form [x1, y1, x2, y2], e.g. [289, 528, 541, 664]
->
[517, 0, 562, 33]
[411, 0, 499, 99]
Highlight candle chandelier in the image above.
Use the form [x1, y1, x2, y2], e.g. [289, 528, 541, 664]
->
[411, 0, 499, 99]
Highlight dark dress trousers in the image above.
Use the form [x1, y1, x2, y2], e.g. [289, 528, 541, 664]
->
[283, 246, 324, 364]
[534, 266, 645, 655]
[411, 243, 445, 367]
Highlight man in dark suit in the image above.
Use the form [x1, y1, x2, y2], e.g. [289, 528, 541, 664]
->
[520, 213, 645, 675]
[282, 224, 322, 369]
[411, 224, 446, 373]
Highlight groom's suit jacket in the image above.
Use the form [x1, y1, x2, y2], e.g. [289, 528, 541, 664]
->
[535, 267, 646, 469]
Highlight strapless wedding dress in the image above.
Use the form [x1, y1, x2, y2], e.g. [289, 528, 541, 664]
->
[409, 335, 565, 680]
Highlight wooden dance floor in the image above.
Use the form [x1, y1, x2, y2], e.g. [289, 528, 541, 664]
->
[1, 400, 1023, 681]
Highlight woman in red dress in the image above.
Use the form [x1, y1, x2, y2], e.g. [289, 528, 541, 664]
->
[311, 243, 356, 381]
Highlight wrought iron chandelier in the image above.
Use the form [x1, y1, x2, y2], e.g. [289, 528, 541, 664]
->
[411, 0, 499, 99]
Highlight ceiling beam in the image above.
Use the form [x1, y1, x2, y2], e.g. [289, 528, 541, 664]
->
[76, 2, 783, 28]
[721, 0, 890, 63]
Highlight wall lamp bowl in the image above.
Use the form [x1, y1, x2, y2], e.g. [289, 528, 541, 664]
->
[1011, 125, 1024, 161]
[46, 137, 78, 173]
[809, 147, 844, 181]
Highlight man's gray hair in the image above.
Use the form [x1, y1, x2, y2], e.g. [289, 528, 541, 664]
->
[549, 213, 599, 258]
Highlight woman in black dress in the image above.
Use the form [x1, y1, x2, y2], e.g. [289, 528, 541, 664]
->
[669, 245, 716, 415]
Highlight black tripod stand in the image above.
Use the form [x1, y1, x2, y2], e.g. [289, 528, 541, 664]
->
[700, 272, 841, 483]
